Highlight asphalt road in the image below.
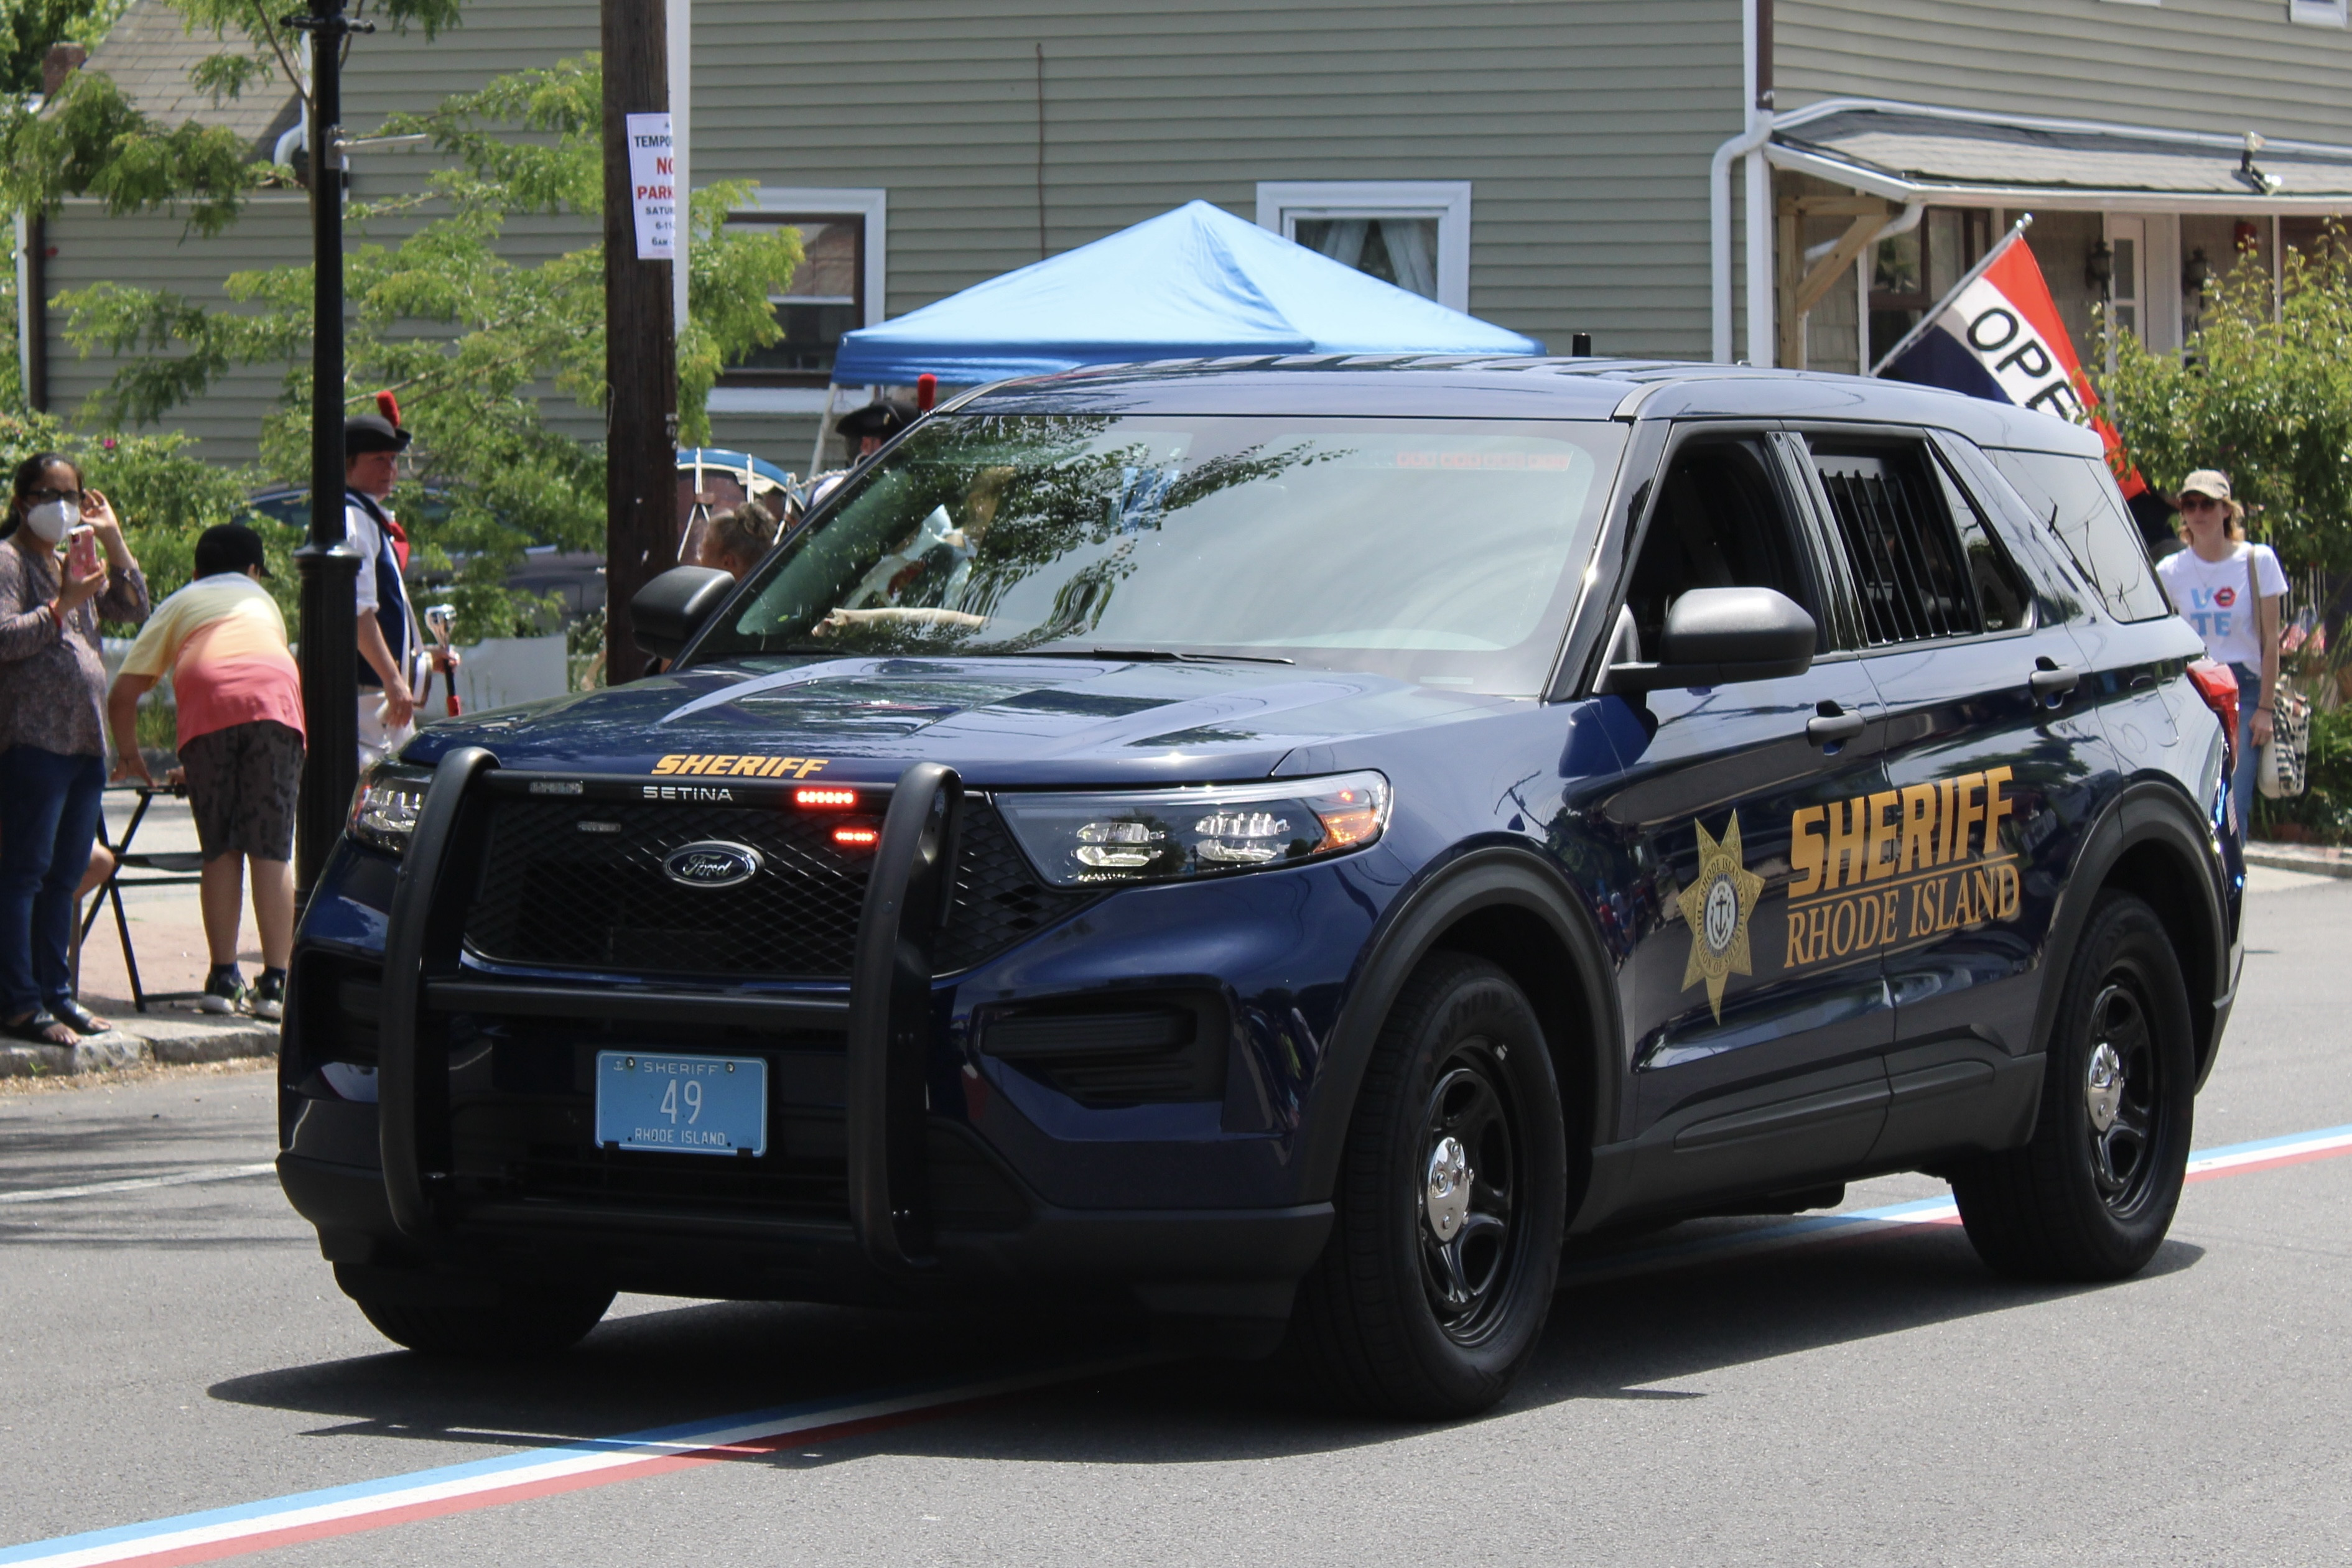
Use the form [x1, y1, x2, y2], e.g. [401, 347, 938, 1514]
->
[6, 865, 2351, 1566]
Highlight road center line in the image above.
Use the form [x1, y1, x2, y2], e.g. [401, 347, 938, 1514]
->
[8, 1123, 2351, 1567]
[0, 1164, 278, 1206]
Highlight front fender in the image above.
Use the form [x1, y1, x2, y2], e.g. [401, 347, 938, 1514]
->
[1293, 842, 1624, 1205]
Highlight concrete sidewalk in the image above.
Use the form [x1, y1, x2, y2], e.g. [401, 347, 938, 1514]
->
[2, 789, 279, 1080]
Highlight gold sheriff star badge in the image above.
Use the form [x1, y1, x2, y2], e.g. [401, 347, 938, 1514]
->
[1678, 812, 1765, 1024]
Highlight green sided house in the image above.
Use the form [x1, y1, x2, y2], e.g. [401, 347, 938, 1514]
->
[23, 0, 2352, 470]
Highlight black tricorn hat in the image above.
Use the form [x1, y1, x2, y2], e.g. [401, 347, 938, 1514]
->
[837, 399, 919, 440]
[344, 413, 411, 454]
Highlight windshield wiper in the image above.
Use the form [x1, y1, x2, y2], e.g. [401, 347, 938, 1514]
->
[1026, 646, 1295, 666]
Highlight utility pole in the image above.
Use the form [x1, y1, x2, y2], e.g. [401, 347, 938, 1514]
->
[602, 0, 677, 681]
[290, 0, 366, 901]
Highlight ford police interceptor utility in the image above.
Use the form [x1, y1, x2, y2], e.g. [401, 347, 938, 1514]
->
[279, 359, 2241, 1418]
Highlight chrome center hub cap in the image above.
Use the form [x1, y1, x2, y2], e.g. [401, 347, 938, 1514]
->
[1425, 1135, 1471, 1242]
[2085, 1041, 2124, 1133]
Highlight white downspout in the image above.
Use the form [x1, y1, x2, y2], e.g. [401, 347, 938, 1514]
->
[1711, 123, 1770, 363]
[1711, 0, 1772, 363]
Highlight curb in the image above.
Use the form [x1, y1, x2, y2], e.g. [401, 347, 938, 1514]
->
[2244, 843, 2352, 880]
[0, 1011, 278, 1080]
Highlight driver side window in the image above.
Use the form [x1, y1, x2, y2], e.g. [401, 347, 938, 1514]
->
[1622, 437, 1824, 657]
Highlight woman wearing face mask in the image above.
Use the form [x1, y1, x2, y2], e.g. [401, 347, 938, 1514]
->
[0, 453, 149, 1044]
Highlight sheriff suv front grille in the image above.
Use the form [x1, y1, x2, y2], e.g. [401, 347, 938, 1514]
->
[462, 794, 1091, 980]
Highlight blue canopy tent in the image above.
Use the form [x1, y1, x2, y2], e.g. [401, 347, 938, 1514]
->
[829, 199, 1543, 387]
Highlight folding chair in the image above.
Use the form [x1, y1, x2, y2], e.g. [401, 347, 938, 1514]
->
[77, 784, 207, 1013]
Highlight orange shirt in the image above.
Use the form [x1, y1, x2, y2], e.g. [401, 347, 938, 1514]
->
[118, 574, 304, 746]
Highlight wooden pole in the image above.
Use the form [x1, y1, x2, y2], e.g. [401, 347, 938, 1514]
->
[602, 0, 677, 683]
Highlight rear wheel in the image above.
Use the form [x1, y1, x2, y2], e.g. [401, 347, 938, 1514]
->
[1289, 953, 1568, 1419]
[338, 1266, 615, 1357]
[1952, 891, 2193, 1281]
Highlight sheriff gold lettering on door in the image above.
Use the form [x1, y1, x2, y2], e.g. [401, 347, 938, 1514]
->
[1783, 766, 2022, 969]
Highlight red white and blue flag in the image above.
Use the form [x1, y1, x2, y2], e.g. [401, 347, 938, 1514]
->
[1878, 227, 2144, 496]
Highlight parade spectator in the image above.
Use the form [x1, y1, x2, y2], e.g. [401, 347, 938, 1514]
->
[0, 452, 149, 1045]
[692, 504, 776, 582]
[343, 411, 425, 768]
[107, 522, 303, 1020]
[2156, 469, 2285, 837]
[838, 398, 918, 462]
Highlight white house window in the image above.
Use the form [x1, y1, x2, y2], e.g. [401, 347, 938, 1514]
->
[712, 187, 886, 414]
[1254, 181, 1472, 312]
[2290, 0, 2348, 24]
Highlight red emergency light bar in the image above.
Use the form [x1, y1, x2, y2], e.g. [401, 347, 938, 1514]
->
[832, 826, 880, 847]
[796, 787, 858, 808]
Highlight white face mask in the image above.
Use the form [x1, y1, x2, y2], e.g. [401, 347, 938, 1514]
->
[22, 497, 78, 545]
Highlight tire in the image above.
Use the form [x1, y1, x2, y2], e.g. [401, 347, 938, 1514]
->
[1289, 953, 1569, 1419]
[340, 1269, 615, 1358]
[1952, 891, 2194, 1281]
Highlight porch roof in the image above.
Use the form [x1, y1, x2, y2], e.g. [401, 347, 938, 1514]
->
[1770, 100, 2352, 213]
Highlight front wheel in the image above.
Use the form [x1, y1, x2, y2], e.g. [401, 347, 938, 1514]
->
[1952, 891, 2194, 1281]
[1288, 953, 1568, 1419]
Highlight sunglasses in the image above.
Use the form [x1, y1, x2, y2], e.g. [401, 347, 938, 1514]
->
[2180, 494, 2226, 512]
[23, 486, 86, 505]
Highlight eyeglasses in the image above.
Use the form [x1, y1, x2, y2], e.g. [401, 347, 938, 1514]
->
[23, 487, 85, 505]
[2180, 494, 2226, 513]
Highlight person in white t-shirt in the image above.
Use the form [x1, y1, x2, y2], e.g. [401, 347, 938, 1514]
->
[2155, 469, 2284, 837]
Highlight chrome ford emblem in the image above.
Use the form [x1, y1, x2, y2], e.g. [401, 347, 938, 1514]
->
[661, 840, 765, 889]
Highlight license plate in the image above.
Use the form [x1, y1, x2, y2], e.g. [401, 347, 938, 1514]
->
[594, 1051, 768, 1157]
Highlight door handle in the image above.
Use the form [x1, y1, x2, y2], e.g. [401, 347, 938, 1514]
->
[1806, 703, 1867, 748]
[2029, 657, 2081, 700]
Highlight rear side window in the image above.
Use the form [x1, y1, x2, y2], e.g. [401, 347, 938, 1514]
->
[1984, 448, 2172, 623]
[1808, 440, 2029, 645]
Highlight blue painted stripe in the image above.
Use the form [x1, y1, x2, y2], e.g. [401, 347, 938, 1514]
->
[2187, 1122, 2352, 1162]
[0, 1365, 1064, 1564]
[13, 1123, 2352, 1564]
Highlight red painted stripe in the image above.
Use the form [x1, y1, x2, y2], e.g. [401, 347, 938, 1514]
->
[98, 1404, 982, 1568]
[2187, 1140, 2352, 1183]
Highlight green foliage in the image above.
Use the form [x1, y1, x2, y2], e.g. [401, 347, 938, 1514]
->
[0, 0, 132, 96]
[0, 406, 271, 626]
[2251, 698, 2352, 843]
[49, 52, 799, 638]
[0, 0, 463, 233]
[0, 64, 262, 234]
[2104, 235, 2352, 575]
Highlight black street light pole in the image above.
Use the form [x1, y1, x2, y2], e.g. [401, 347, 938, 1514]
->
[289, 0, 368, 902]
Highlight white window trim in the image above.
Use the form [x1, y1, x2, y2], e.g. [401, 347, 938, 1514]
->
[2290, 0, 2348, 26]
[709, 187, 886, 415]
[1253, 180, 1472, 312]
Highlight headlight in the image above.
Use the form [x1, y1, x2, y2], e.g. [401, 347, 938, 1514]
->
[349, 763, 430, 855]
[995, 771, 1391, 888]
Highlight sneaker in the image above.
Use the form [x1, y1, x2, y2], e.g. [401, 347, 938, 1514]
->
[250, 971, 285, 1023]
[200, 970, 246, 1014]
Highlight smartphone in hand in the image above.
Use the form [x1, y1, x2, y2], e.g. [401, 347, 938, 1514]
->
[66, 526, 98, 580]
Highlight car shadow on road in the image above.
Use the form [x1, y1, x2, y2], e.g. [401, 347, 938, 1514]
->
[207, 1220, 2206, 1467]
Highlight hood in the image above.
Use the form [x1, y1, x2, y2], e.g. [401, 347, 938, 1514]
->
[402, 654, 1519, 786]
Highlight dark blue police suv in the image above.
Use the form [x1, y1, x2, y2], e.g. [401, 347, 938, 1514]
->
[280, 359, 2241, 1417]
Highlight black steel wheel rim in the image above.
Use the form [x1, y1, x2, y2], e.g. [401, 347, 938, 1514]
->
[1416, 1045, 1522, 1345]
[2083, 978, 2162, 1215]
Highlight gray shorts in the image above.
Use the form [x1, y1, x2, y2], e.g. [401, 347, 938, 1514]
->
[179, 720, 304, 861]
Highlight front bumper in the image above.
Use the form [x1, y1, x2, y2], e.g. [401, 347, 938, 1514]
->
[282, 749, 1359, 1318]
[280, 1151, 1330, 1319]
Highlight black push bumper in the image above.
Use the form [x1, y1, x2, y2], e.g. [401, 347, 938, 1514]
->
[292, 748, 1330, 1320]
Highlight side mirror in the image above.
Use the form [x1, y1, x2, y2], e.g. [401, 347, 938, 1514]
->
[630, 565, 737, 661]
[1607, 586, 1816, 693]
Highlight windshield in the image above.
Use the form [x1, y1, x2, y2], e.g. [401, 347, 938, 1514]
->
[691, 413, 1626, 694]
